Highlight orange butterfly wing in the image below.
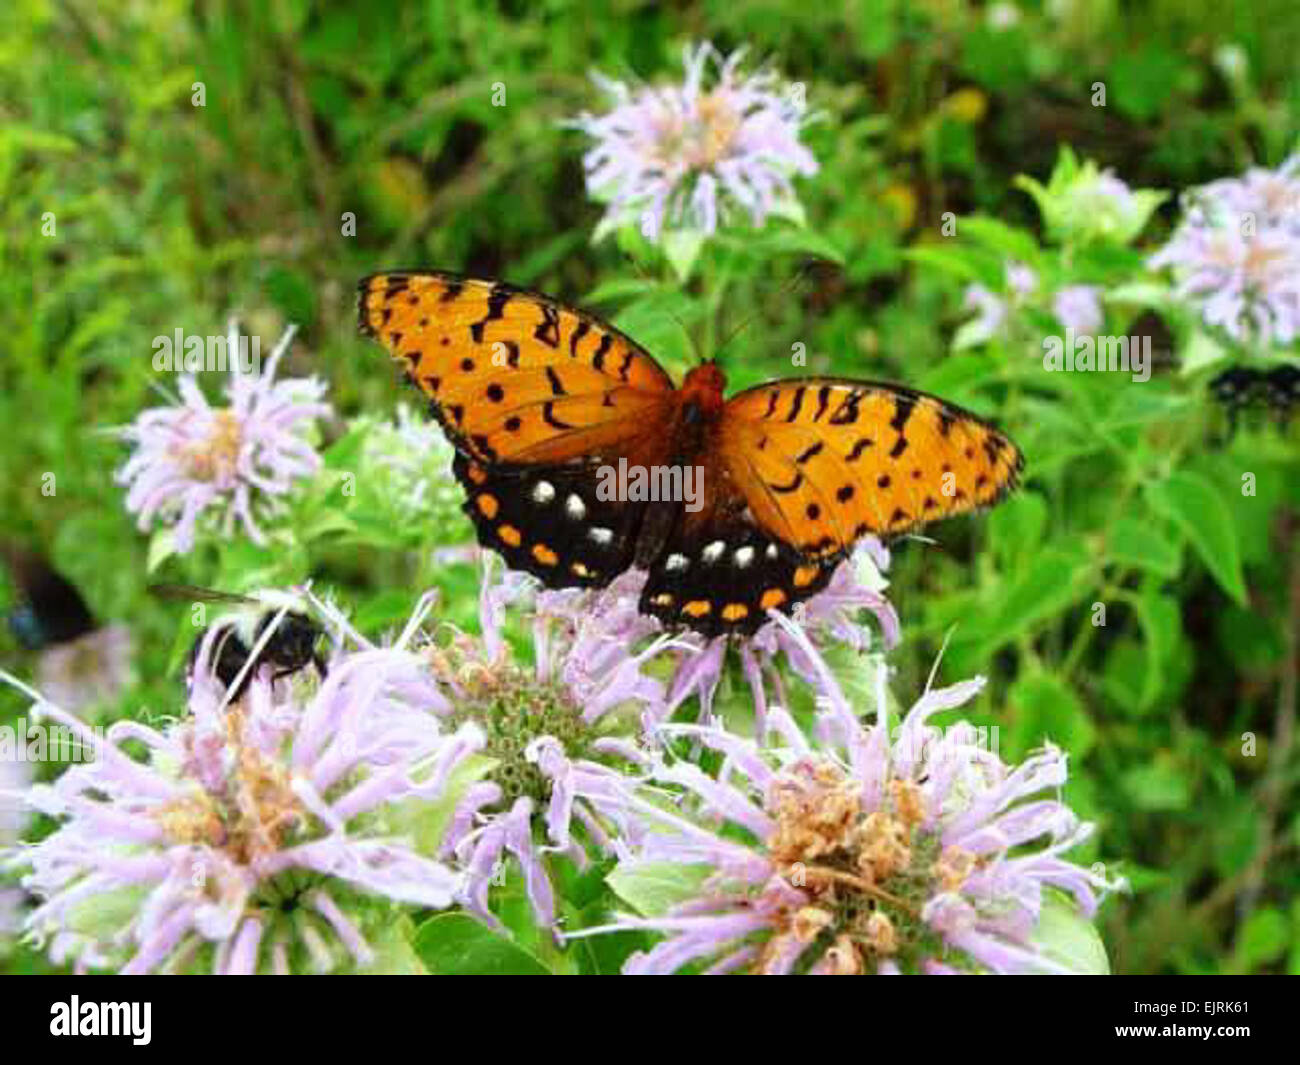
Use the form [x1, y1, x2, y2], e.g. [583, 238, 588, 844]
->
[718, 379, 1023, 555]
[358, 271, 674, 465]
[638, 379, 1022, 635]
[359, 271, 676, 589]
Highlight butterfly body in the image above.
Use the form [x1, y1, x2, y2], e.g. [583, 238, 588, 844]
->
[360, 271, 1023, 636]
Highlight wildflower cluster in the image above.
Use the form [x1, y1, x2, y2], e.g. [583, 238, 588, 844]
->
[2, 616, 479, 974]
[1149, 156, 1300, 349]
[116, 322, 330, 554]
[575, 649, 1118, 975]
[573, 42, 817, 243]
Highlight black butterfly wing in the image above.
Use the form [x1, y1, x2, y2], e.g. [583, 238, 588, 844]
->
[453, 453, 649, 589]
[638, 489, 837, 638]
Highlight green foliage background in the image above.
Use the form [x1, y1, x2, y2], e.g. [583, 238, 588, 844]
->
[3, 0, 1300, 974]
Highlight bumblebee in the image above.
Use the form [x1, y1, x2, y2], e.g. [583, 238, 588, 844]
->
[150, 584, 326, 699]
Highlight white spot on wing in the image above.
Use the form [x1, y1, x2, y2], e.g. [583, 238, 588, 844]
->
[589, 527, 613, 545]
[734, 546, 755, 568]
[566, 493, 586, 520]
[665, 553, 689, 572]
[702, 541, 725, 563]
[532, 481, 556, 504]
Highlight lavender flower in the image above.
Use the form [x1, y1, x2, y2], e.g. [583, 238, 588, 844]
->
[958, 261, 1038, 349]
[35, 624, 134, 716]
[0, 759, 30, 939]
[426, 564, 672, 933]
[963, 267, 1104, 346]
[116, 322, 331, 553]
[573, 42, 818, 243]
[1052, 284, 1105, 335]
[1149, 219, 1300, 348]
[1149, 157, 1300, 349]
[1187, 156, 1300, 234]
[576, 633, 1118, 974]
[0, 607, 480, 974]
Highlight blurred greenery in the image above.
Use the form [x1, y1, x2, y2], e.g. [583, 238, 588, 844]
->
[2, 0, 1300, 974]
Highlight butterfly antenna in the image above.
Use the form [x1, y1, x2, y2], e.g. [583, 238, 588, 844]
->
[623, 257, 702, 366]
[713, 261, 818, 368]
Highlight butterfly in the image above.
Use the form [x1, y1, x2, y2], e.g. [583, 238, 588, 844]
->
[358, 271, 1024, 637]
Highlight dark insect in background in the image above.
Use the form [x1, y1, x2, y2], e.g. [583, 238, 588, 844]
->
[2, 545, 98, 652]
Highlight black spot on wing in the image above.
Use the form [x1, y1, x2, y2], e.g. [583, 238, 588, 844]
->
[812, 385, 832, 422]
[470, 284, 511, 343]
[569, 320, 590, 356]
[534, 304, 561, 348]
[785, 386, 807, 422]
[890, 394, 917, 433]
[846, 437, 873, 461]
[542, 402, 574, 429]
[829, 390, 863, 425]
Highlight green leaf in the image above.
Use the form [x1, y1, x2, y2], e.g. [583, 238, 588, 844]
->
[354, 914, 428, 974]
[751, 225, 846, 265]
[1216, 604, 1286, 672]
[958, 215, 1041, 265]
[146, 528, 178, 573]
[973, 545, 1094, 654]
[989, 491, 1048, 571]
[1110, 45, 1188, 122]
[263, 265, 317, 325]
[386, 753, 498, 858]
[904, 243, 1003, 288]
[414, 913, 550, 975]
[1235, 907, 1289, 971]
[918, 353, 1007, 398]
[1144, 472, 1247, 604]
[1102, 640, 1151, 716]
[1126, 587, 1182, 709]
[1121, 761, 1191, 811]
[1106, 281, 1172, 309]
[1028, 891, 1110, 974]
[1008, 672, 1096, 756]
[321, 421, 369, 470]
[1180, 330, 1229, 375]
[661, 228, 705, 283]
[951, 317, 994, 352]
[607, 860, 714, 918]
[1106, 516, 1182, 578]
[583, 277, 659, 304]
[614, 292, 698, 371]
